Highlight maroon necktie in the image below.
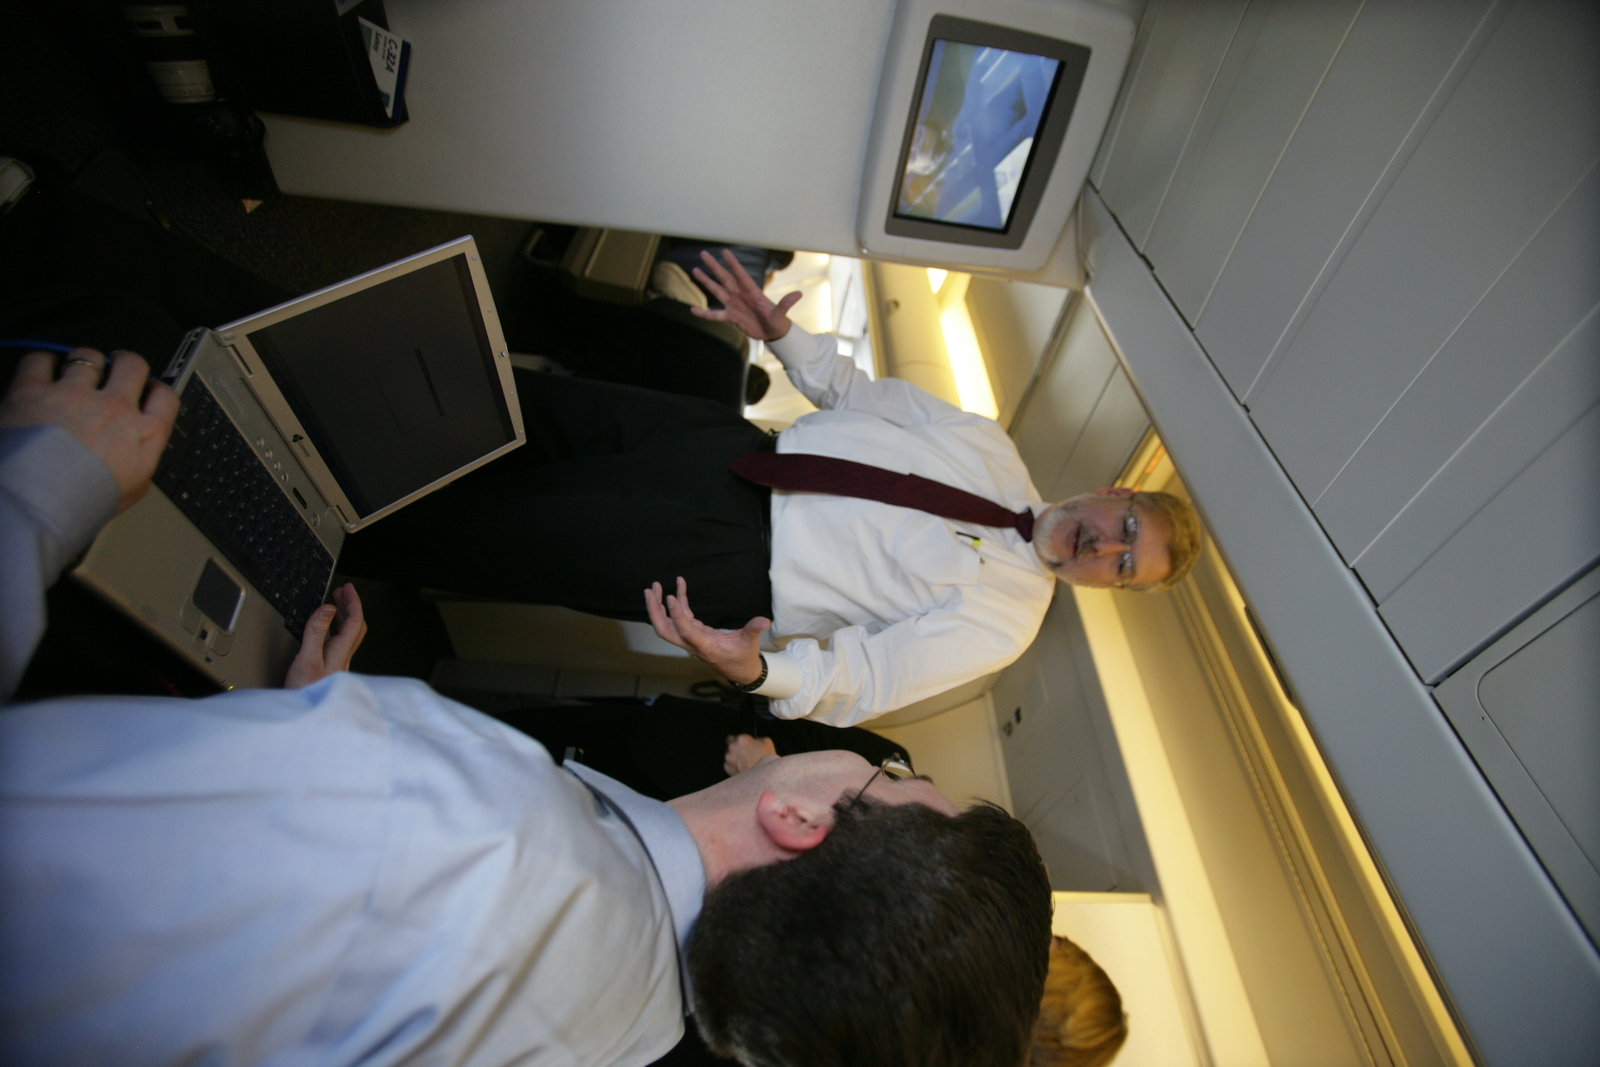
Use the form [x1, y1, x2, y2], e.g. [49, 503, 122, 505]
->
[730, 452, 1036, 541]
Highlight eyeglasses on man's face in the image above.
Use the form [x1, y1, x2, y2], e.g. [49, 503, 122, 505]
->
[849, 754, 916, 810]
[1114, 503, 1140, 588]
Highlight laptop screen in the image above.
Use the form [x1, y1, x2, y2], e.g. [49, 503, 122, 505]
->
[247, 253, 514, 518]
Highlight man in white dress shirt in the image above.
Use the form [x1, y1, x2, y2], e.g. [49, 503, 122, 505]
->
[340, 252, 1203, 729]
[646, 253, 1201, 728]
[0, 347, 1052, 1067]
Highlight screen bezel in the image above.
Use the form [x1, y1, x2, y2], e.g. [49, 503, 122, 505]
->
[246, 254, 513, 520]
[884, 15, 1091, 250]
[216, 237, 524, 532]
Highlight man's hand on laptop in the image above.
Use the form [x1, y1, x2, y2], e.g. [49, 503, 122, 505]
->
[0, 348, 178, 514]
[285, 582, 368, 689]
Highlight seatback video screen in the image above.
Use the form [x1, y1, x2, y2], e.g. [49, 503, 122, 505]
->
[895, 40, 1064, 233]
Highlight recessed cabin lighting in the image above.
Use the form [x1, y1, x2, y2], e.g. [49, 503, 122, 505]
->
[939, 303, 998, 420]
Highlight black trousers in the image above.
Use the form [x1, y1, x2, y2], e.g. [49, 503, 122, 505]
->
[339, 369, 777, 629]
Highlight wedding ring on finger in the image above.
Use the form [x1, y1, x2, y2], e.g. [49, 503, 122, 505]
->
[62, 356, 107, 387]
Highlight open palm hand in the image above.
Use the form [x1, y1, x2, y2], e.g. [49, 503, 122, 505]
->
[689, 249, 802, 342]
[643, 577, 769, 686]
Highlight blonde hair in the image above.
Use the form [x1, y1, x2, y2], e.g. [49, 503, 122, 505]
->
[1131, 490, 1201, 592]
[1030, 935, 1129, 1067]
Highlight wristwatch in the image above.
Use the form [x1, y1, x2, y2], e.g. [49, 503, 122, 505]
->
[729, 654, 768, 693]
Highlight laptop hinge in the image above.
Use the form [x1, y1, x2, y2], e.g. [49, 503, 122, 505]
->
[162, 327, 209, 385]
[219, 340, 253, 378]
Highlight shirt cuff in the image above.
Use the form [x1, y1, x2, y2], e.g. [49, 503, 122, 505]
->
[0, 425, 119, 575]
[752, 651, 802, 700]
[766, 324, 817, 366]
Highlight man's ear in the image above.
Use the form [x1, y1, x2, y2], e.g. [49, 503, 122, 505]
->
[754, 789, 834, 854]
[1094, 486, 1135, 498]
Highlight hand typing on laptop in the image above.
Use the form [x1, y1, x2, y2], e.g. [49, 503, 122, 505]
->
[284, 581, 367, 688]
[0, 347, 177, 514]
[2, 347, 366, 690]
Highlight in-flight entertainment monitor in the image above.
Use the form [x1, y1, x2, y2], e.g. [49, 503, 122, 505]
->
[886, 16, 1090, 250]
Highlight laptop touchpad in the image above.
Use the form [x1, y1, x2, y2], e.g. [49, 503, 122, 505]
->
[193, 559, 244, 633]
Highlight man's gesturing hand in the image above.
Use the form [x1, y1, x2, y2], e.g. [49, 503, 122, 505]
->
[689, 249, 802, 342]
[0, 348, 178, 514]
[644, 576, 769, 687]
[285, 583, 368, 689]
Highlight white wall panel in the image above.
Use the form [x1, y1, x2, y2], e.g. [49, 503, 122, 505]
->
[964, 277, 1070, 427]
[260, 0, 894, 257]
[1249, 1, 1600, 500]
[870, 695, 1013, 813]
[1353, 303, 1600, 602]
[1109, 581, 1369, 1067]
[1091, 0, 1248, 250]
[1010, 297, 1151, 502]
[1195, 0, 1498, 399]
[1010, 298, 1121, 491]
[992, 592, 1152, 892]
[1143, 0, 1361, 324]
[1046, 368, 1149, 502]
[1320, 163, 1600, 572]
[1379, 402, 1600, 683]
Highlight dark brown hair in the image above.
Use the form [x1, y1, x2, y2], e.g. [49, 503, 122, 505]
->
[688, 800, 1053, 1067]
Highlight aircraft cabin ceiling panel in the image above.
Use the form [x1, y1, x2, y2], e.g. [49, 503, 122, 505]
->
[1191, 0, 1499, 399]
[1321, 165, 1600, 589]
[1348, 303, 1600, 602]
[1077, 0, 1600, 1053]
[1088, 0, 1249, 252]
[1435, 569, 1600, 948]
[1378, 402, 1600, 683]
[1140, 0, 1362, 326]
[1245, 0, 1600, 503]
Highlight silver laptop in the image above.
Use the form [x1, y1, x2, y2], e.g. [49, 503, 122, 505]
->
[74, 237, 524, 690]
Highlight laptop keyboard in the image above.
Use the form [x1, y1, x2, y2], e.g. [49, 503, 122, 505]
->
[156, 378, 335, 637]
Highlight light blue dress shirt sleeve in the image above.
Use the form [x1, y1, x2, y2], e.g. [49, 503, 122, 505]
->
[0, 424, 119, 699]
[0, 676, 700, 1067]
